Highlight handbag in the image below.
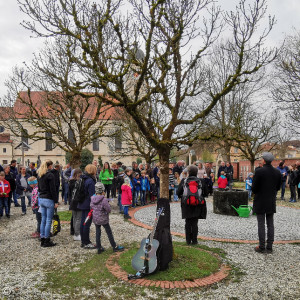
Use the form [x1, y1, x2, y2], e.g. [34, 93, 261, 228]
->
[52, 212, 61, 236]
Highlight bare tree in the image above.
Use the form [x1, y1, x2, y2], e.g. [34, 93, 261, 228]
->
[0, 38, 109, 167]
[18, 0, 277, 198]
[272, 31, 300, 136]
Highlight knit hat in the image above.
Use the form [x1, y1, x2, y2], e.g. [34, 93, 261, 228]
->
[261, 152, 274, 163]
[124, 177, 131, 185]
[95, 182, 105, 194]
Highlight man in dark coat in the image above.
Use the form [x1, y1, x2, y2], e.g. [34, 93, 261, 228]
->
[26, 162, 37, 177]
[217, 161, 226, 178]
[252, 152, 281, 253]
[177, 165, 208, 245]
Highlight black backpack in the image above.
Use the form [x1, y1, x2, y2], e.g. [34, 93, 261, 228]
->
[71, 178, 86, 204]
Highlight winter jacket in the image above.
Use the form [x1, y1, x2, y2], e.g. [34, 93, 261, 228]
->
[177, 176, 207, 220]
[217, 175, 228, 189]
[77, 173, 96, 211]
[150, 183, 158, 196]
[38, 170, 58, 203]
[99, 169, 114, 185]
[277, 166, 289, 182]
[121, 184, 132, 206]
[217, 165, 226, 178]
[26, 167, 37, 178]
[133, 178, 141, 192]
[245, 177, 253, 190]
[173, 164, 183, 175]
[51, 169, 60, 189]
[224, 165, 233, 182]
[9, 166, 18, 179]
[117, 173, 125, 193]
[31, 186, 39, 209]
[68, 179, 80, 211]
[252, 164, 281, 214]
[16, 174, 33, 195]
[140, 176, 150, 191]
[90, 195, 111, 225]
[0, 179, 11, 197]
[5, 172, 16, 194]
[288, 170, 298, 186]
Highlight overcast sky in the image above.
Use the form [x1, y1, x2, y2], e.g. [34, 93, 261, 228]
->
[0, 0, 300, 97]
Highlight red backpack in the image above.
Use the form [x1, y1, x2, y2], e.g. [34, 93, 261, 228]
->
[183, 179, 204, 206]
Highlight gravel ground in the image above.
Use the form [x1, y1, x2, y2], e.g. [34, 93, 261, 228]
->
[134, 200, 300, 241]
[0, 198, 300, 300]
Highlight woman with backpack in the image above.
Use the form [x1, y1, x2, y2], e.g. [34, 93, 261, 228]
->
[177, 165, 208, 245]
[77, 164, 97, 249]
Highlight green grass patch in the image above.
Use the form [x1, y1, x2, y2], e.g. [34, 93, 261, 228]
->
[57, 210, 72, 221]
[119, 244, 220, 281]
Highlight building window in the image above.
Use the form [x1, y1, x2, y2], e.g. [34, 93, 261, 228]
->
[93, 129, 99, 151]
[234, 148, 238, 153]
[68, 129, 75, 144]
[0, 126, 4, 133]
[45, 132, 53, 151]
[3, 160, 7, 164]
[3, 148, 6, 153]
[115, 133, 122, 152]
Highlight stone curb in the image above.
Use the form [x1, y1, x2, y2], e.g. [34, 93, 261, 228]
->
[128, 203, 300, 245]
[106, 248, 231, 289]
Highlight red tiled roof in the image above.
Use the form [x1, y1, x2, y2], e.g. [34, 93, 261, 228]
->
[0, 133, 12, 143]
[11, 91, 120, 120]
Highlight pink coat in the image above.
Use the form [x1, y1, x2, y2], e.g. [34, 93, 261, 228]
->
[121, 184, 132, 206]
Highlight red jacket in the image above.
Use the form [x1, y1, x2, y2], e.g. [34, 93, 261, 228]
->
[0, 179, 11, 197]
[217, 176, 228, 189]
[121, 184, 132, 206]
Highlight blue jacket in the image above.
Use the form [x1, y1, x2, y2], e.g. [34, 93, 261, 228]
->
[133, 178, 141, 192]
[77, 173, 96, 211]
[245, 177, 253, 190]
[140, 176, 150, 191]
[277, 166, 288, 182]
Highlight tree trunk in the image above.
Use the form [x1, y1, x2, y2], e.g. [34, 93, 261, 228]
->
[250, 159, 255, 173]
[158, 149, 171, 199]
[70, 151, 81, 168]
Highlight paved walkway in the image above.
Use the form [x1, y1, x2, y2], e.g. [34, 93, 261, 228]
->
[133, 199, 300, 243]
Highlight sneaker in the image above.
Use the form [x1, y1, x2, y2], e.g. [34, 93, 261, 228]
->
[84, 243, 97, 249]
[113, 245, 124, 252]
[15, 203, 21, 207]
[290, 200, 296, 203]
[21, 212, 26, 216]
[97, 247, 105, 254]
[254, 246, 265, 253]
[73, 235, 81, 241]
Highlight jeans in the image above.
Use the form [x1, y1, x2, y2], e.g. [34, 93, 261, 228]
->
[174, 187, 178, 201]
[20, 195, 32, 213]
[95, 223, 116, 249]
[80, 210, 92, 245]
[12, 190, 19, 205]
[33, 208, 42, 233]
[248, 190, 252, 200]
[123, 206, 129, 216]
[279, 181, 286, 199]
[185, 218, 198, 244]
[104, 184, 112, 199]
[134, 190, 140, 206]
[39, 198, 55, 238]
[257, 213, 274, 249]
[72, 210, 82, 236]
[117, 193, 123, 212]
[140, 190, 146, 205]
[0, 197, 9, 216]
[64, 182, 69, 204]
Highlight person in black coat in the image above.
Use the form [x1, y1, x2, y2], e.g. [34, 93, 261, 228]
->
[252, 152, 281, 253]
[51, 164, 61, 202]
[4, 165, 16, 217]
[177, 165, 208, 245]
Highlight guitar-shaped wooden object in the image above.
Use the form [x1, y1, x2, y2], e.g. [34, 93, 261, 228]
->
[129, 207, 164, 278]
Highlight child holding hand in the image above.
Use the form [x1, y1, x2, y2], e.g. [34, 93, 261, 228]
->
[121, 177, 132, 219]
[91, 182, 124, 254]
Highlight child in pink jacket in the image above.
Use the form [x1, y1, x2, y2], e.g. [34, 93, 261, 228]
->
[121, 177, 132, 219]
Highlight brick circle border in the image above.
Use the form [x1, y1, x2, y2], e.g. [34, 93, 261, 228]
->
[106, 247, 231, 289]
[128, 203, 300, 244]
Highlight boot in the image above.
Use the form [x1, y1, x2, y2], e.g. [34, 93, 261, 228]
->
[42, 237, 57, 247]
[40, 238, 45, 247]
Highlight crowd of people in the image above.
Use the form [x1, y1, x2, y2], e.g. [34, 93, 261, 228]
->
[0, 157, 299, 254]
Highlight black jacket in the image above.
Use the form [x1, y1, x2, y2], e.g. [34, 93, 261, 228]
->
[68, 179, 80, 211]
[252, 164, 281, 214]
[38, 170, 58, 203]
[5, 172, 16, 195]
[51, 169, 61, 188]
[16, 174, 33, 195]
[177, 176, 208, 219]
[26, 167, 37, 177]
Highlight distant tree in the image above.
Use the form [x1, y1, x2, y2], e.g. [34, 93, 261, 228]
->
[0, 38, 109, 167]
[80, 148, 94, 170]
[18, 0, 277, 198]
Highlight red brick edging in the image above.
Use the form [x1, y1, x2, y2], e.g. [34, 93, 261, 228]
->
[106, 249, 231, 289]
[128, 204, 300, 245]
